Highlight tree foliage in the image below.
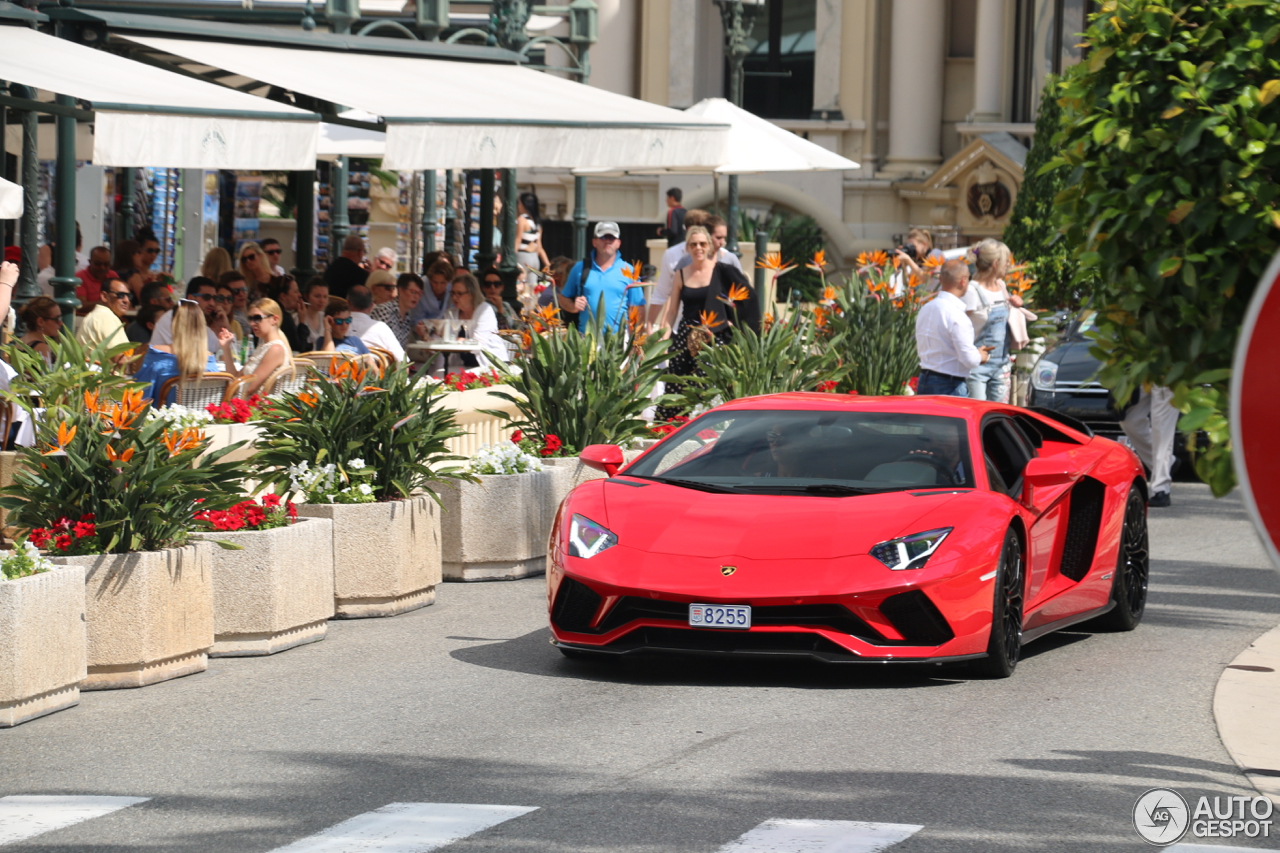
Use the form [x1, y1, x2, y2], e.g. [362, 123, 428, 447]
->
[1048, 0, 1280, 495]
[1003, 77, 1094, 310]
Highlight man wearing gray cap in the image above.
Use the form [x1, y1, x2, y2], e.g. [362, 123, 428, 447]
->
[559, 221, 645, 332]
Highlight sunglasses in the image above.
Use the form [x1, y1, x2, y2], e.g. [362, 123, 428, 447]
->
[242, 253, 258, 261]
[42, 314, 62, 324]
[104, 291, 133, 302]
[229, 286, 248, 295]
[482, 280, 503, 287]
[143, 247, 159, 254]
[264, 248, 282, 256]
[765, 431, 788, 445]
[211, 294, 232, 303]
[330, 316, 352, 325]
[246, 314, 272, 323]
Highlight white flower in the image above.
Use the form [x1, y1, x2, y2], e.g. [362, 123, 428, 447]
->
[469, 443, 542, 475]
[349, 458, 366, 470]
[357, 483, 373, 495]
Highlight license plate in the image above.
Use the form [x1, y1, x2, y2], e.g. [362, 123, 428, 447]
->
[689, 603, 751, 629]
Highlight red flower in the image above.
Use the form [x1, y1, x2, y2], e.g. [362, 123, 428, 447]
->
[29, 528, 50, 548]
[542, 434, 563, 456]
[906, 376, 919, 392]
[54, 534, 72, 552]
[815, 380, 838, 393]
[848, 389, 861, 396]
[261, 493, 282, 508]
[511, 430, 523, 444]
[287, 502, 298, 520]
[80, 513, 95, 522]
[73, 521, 96, 538]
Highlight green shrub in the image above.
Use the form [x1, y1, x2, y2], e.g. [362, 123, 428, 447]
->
[1047, 0, 1280, 495]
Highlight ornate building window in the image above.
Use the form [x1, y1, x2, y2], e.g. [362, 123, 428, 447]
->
[1011, 0, 1094, 122]
[738, 0, 817, 120]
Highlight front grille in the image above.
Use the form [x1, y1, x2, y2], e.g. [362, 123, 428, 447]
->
[596, 598, 883, 642]
[609, 626, 855, 657]
[1059, 476, 1106, 582]
[551, 577, 603, 633]
[879, 590, 955, 646]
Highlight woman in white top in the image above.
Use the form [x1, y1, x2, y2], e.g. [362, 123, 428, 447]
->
[962, 239, 1021, 402]
[226, 297, 293, 396]
[442, 271, 508, 372]
[515, 192, 549, 296]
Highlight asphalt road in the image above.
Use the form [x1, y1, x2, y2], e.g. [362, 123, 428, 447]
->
[2, 483, 1279, 852]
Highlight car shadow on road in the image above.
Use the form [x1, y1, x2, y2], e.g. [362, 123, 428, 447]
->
[450, 627, 974, 690]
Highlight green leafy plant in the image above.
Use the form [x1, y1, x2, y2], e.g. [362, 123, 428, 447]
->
[676, 307, 847, 408]
[1002, 77, 1097, 311]
[0, 541, 54, 580]
[486, 301, 670, 451]
[735, 208, 828, 303]
[1046, 0, 1280, 495]
[252, 356, 470, 502]
[825, 257, 926, 396]
[0, 339, 247, 554]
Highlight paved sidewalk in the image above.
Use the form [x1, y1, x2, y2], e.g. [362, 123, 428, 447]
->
[1216, 622, 1280, 806]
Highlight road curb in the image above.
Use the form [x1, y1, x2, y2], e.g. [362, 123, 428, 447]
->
[1214, 623, 1280, 806]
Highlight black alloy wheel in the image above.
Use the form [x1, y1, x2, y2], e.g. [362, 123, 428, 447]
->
[1087, 486, 1149, 632]
[970, 527, 1024, 679]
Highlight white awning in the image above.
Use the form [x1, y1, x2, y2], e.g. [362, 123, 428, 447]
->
[0, 177, 23, 219]
[124, 36, 730, 171]
[318, 111, 386, 160]
[576, 98, 860, 176]
[0, 27, 319, 169]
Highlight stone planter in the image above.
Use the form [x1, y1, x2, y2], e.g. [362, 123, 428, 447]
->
[297, 496, 441, 618]
[196, 517, 335, 657]
[49, 542, 214, 690]
[0, 450, 23, 535]
[438, 385, 521, 458]
[542, 457, 608, 517]
[0, 565, 87, 727]
[440, 471, 554, 582]
[202, 423, 263, 465]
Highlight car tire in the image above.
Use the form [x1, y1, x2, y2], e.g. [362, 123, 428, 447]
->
[970, 527, 1024, 679]
[1084, 486, 1149, 632]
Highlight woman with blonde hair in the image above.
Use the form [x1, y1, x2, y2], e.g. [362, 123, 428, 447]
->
[134, 301, 221, 406]
[18, 296, 62, 363]
[961, 238, 1020, 402]
[225, 297, 292, 396]
[201, 247, 234, 283]
[441, 270, 507, 371]
[237, 242, 273, 294]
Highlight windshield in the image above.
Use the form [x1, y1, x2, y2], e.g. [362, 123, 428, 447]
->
[623, 409, 974, 495]
[1067, 310, 1097, 339]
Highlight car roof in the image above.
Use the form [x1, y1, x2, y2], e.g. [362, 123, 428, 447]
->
[714, 393, 1007, 420]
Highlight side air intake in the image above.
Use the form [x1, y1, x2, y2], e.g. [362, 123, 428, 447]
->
[1060, 476, 1106, 582]
[551, 577, 602, 633]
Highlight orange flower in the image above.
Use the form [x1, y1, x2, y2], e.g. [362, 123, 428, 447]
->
[105, 444, 135, 463]
[121, 387, 147, 415]
[698, 310, 723, 329]
[756, 253, 796, 275]
[41, 421, 77, 456]
[329, 357, 346, 379]
[535, 303, 561, 327]
[727, 283, 751, 303]
[813, 306, 829, 328]
[821, 285, 837, 305]
[869, 250, 890, 267]
[98, 403, 139, 435]
[297, 392, 319, 408]
[621, 260, 643, 282]
[162, 427, 204, 457]
[628, 304, 644, 331]
[806, 249, 828, 272]
[922, 254, 945, 271]
[83, 390, 100, 414]
[891, 254, 902, 270]
[521, 331, 533, 349]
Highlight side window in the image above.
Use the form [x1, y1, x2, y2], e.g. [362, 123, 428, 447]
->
[982, 420, 1034, 497]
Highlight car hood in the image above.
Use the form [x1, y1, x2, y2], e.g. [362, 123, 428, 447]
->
[1043, 338, 1102, 384]
[598, 481, 963, 560]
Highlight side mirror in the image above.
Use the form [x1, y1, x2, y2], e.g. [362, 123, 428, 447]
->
[580, 444, 624, 477]
[1022, 455, 1081, 489]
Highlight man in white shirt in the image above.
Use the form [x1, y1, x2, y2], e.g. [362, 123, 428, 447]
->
[151, 277, 221, 352]
[914, 260, 993, 396]
[347, 285, 406, 361]
[648, 211, 744, 326]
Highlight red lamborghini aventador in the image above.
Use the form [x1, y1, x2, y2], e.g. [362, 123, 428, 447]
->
[546, 394, 1150, 678]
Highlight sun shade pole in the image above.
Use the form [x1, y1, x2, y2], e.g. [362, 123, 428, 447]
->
[499, 167, 519, 302]
[13, 84, 40, 309]
[293, 167, 316, 280]
[476, 168, 495, 270]
[53, 92, 80, 325]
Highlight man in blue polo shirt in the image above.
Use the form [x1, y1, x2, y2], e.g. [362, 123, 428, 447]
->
[559, 221, 645, 332]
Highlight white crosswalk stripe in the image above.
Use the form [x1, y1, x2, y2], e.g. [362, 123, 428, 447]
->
[0, 795, 150, 845]
[716, 818, 924, 853]
[1172, 840, 1280, 845]
[263, 802, 538, 853]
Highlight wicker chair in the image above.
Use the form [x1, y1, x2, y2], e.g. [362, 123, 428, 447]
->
[261, 362, 312, 397]
[156, 372, 238, 409]
[366, 346, 396, 372]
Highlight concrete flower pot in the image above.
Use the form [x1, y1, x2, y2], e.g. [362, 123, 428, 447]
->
[296, 496, 441, 618]
[0, 450, 23, 535]
[49, 542, 214, 690]
[196, 517, 335, 657]
[0, 565, 87, 727]
[542, 457, 607, 517]
[438, 385, 522, 458]
[202, 423, 263, 465]
[440, 471, 554, 582]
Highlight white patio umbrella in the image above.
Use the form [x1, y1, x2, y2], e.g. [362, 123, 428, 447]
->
[0, 177, 22, 219]
[574, 97, 859, 176]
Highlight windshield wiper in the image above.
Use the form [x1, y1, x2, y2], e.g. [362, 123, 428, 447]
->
[738, 484, 878, 496]
[621, 475, 740, 494]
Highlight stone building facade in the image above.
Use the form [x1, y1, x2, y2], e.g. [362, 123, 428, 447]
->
[524, 0, 1092, 267]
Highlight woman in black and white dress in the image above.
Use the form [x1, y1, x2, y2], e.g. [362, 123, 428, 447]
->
[515, 192, 550, 297]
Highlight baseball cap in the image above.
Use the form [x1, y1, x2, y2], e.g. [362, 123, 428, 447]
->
[593, 221, 621, 239]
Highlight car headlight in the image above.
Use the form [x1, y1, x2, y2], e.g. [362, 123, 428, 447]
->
[870, 528, 952, 570]
[1031, 358, 1059, 392]
[568, 514, 618, 559]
